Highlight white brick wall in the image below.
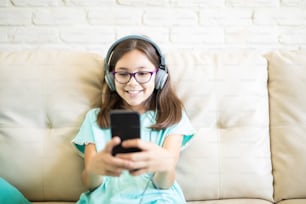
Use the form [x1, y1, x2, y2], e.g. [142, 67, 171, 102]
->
[0, 0, 305, 54]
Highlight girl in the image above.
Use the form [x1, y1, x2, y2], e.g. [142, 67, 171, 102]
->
[72, 35, 194, 204]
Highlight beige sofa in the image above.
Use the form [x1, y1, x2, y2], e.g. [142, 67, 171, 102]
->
[0, 49, 305, 204]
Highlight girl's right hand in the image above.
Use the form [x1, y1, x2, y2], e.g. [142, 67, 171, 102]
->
[84, 137, 133, 177]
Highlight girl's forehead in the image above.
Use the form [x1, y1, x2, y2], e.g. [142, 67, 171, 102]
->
[116, 66, 147, 71]
[115, 50, 155, 69]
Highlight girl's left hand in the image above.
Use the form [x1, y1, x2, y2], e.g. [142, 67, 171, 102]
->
[116, 139, 178, 176]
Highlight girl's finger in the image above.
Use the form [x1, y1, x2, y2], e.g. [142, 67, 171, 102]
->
[116, 151, 150, 162]
[104, 137, 121, 153]
[121, 139, 153, 151]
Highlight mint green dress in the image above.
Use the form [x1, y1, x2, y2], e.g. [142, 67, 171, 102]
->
[72, 108, 194, 204]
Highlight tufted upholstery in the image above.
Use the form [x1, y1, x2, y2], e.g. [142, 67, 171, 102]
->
[167, 52, 273, 202]
[0, 50, 103, 201]
[0, 50, 306, 204]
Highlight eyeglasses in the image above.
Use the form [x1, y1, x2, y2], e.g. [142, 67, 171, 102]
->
[112, 69, 158, 84]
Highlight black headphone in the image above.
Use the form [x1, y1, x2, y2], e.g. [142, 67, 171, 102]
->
[104, 35, 168, 91]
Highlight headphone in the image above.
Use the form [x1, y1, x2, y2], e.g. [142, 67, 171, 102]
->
[104, 35, 168, 91]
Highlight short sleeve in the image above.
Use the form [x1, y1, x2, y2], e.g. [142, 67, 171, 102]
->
[167, 110, 195, 150]
[71, 108, 100, 157]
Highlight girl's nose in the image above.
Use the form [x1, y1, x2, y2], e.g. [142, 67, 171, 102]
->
[126, 75, 139, 85]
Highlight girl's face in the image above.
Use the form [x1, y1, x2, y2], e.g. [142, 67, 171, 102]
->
[114, 49, 156, 113]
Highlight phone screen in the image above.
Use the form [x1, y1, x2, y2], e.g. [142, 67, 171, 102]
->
[110, 110, 141, 155]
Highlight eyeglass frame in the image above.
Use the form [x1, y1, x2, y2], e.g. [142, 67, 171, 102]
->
[112, 69, 158, 84]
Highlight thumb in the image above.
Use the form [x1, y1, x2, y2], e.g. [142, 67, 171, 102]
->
[104, 136, 121, 154]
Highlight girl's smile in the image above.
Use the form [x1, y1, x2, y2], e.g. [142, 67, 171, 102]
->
[125, 89, 143, 94]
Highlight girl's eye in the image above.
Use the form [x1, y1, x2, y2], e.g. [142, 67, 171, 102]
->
[118, 72, 129, 76]
[137, 72, 149, 76]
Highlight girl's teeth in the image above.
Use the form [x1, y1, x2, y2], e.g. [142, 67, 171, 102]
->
[128, 90, 139, 93]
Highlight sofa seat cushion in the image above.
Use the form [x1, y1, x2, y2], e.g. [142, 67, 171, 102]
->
[187, 198, 272, 204]
[277, 200, 306, 204]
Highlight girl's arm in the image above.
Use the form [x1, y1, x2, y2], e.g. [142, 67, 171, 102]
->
[81, 137, 134, 190]
[82, 143, 103, 190]
[152, 134, 183, 189]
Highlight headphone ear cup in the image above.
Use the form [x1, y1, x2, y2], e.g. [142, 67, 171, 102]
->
[105, 72, 116, 91]
[155, 69, 168, 90]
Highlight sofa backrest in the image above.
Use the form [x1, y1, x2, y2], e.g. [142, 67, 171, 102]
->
[166, 51, 274, 202]
[265, 51, 306, 202]
[0, 50, 104, 201]
[3, 50, 299, 202]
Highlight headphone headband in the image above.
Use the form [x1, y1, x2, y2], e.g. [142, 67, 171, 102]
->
[104, 35, 166, 72]
[104, 35, 168, 91]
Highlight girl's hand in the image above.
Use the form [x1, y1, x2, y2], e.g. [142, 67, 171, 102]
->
[85, 137, 133, 177]
[116, 138, 179, 176]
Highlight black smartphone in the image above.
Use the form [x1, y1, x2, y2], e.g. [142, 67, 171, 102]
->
[110, 110, 141, 155]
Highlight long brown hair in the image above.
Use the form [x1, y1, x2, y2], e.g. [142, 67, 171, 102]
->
[97, 38, 183, 130]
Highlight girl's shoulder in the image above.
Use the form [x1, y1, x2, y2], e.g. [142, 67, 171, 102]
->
[86, 107, 100, 115]
[83, 108, 101, 122]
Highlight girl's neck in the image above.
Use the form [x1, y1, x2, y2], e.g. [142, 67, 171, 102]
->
[122, 103, 147, 114]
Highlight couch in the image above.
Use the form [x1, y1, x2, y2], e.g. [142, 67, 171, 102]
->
[0, 49, 305, 204]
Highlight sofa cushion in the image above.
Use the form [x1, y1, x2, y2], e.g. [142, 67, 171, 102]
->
[266, 50, 306, 202]
[277, 200, 306, 204]
[0, 50, 104, 201]
[168, 51, 273, 202]
[0, 177, 31, 204]
[187, 199, 272, 204]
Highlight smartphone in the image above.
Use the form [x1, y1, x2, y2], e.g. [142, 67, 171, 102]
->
[110, 110, 141, 155]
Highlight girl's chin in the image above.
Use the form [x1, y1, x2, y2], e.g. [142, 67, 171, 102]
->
[125, 101, 143, 108]
[123, 100, 147, 111]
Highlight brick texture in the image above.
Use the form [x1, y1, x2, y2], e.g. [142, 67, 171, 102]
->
[0, 0, 305, 53]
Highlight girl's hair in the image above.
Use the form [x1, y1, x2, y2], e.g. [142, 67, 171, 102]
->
[97, 38, 183, 130]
